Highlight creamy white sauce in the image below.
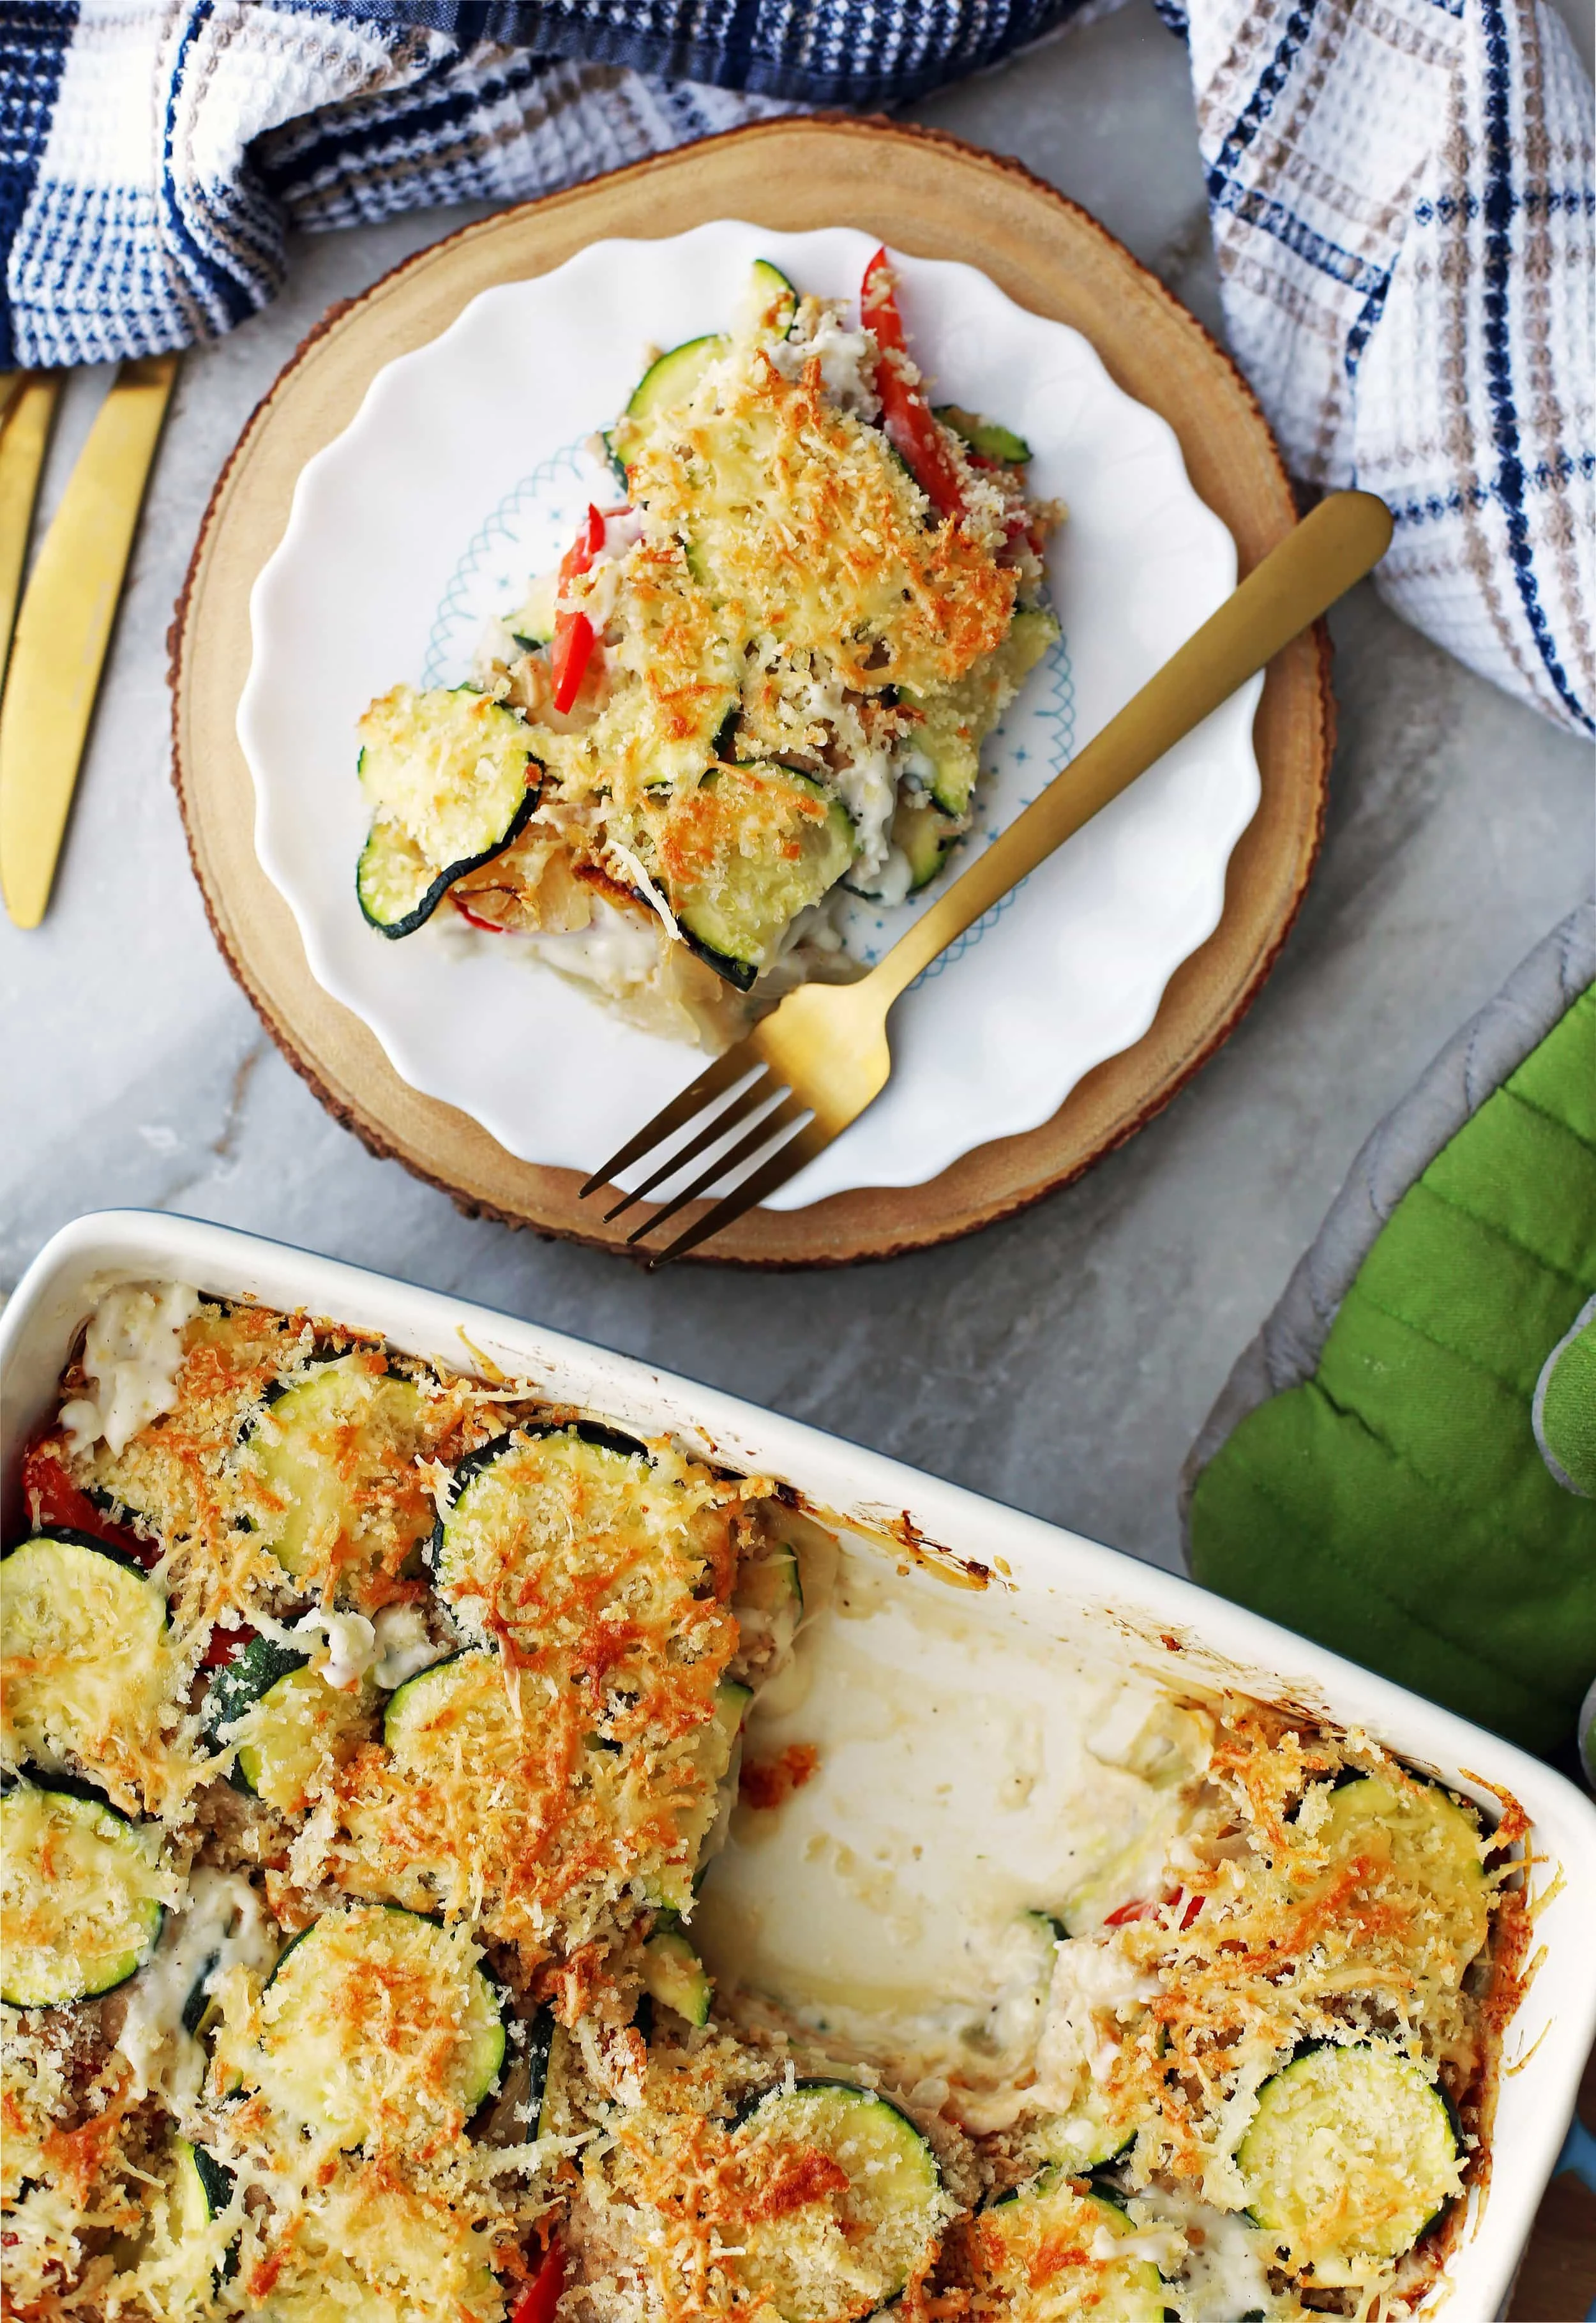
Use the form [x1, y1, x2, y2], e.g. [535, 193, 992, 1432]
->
[114, 1868, 275, 2103]
[769, 307, 882, 418]
[59, 1282, 202, 1458]
[694, 1541, 1206, 2121]
[371, 1603, 446, 1691]
[294, 1606, 376, 1691]
[832, 746, 900, 888]
[525, 895, 664, 992]
[1131, 2185, 1283, 2323]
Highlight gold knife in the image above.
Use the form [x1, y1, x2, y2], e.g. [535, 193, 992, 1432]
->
[0, 371, 62, 693]
[0, 352, 179, 928]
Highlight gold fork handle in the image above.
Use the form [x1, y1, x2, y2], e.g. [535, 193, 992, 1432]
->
[868, 489, 1393, 1006]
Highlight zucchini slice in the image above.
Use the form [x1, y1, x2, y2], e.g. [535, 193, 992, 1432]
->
[892, 792, 960, 891]
[1032, 2086, 1138, 2174]
[382, 1646, 499, 1760]
[134, 2137, 236, 2302]
[0, 1783, 165, 2006]
[629, 333, 726, 424]
[905, 605, 1060, 817]
[0, 1530, 169, 1794]
[430, 1422, 668, 1646]
[652, 1678, 751, 1911]
[734, 1539, 804, 1665]
[663, 762, 855, 988]
[355, 683, 540, 938]
[973, 2170, 1163, 2323]
[173, 2137, 233, 2229]
[384, 1653, 747, 1912]
[934, 404, 1032, 464]
[732, 2081, 944, 2318]
[168, 2138, 236, 2291]
[1313, 1773, 1489, 1976]
[206, 1638, 374, 1813]
[474, 2002, 557, 2146]
[253, 1906, 505, 2145]
[1238, 2042, 1462, 2283]
[739, 257, 799, 340]
[641, 1926, 712, 2027]
[616, 263, 795, 464]
[241, 1353, 430, 1587]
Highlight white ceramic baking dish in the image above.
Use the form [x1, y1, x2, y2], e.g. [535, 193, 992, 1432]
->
[4, 1209, 1593, 2323]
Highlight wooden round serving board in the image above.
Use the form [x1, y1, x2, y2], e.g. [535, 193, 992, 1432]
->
[172, 116, 1331, 1268]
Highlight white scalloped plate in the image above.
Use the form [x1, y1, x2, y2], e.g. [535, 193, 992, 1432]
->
[241, 223, 1261, 1208]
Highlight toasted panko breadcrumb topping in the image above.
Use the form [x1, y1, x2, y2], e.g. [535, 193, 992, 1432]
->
[3, 1293, 1528, 2323]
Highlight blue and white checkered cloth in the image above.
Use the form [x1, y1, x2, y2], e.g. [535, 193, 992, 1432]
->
[3, 0, 1592, 734]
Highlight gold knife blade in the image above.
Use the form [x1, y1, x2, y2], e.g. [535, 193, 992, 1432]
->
[0, 372, 62, 692]
[0, 352, 178, 929]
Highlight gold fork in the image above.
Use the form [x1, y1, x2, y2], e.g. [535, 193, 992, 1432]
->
[582, 488, 1393, 1264]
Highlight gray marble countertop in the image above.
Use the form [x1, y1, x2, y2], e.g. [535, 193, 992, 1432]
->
[4, 0, 1592, 1579]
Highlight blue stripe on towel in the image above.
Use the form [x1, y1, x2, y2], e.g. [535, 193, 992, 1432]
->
[1479, 0, 1595, 734]
[1209, 0, 1318, 181]
[0, 0, 79, 364]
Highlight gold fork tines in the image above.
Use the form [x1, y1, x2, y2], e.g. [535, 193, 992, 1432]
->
[582, 492, 1394, 1264]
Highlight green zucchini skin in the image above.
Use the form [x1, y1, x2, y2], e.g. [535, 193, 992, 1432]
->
[2, 1525, 149, 1578]
[618, 266, 795, 461]
[430, 1420, 652, 1575]
[204, 1636, 312, 1796]
[933, 404, 1032, 464]
[253, 1907, 507, 2145]
[977, 2169, 1163, 2323]
[183, 2139, 235, 2221]
[669, 765, 855, 987]
[524, 2004, 555, 2132]
[239, 1352, 432, 1589]
[358, 785, 539, 939]
[204, 1637, 311, 1735]
[1238, 2041, 1463, 2282]
[677, 925, 759, 992]
[640, 1928, 712, 2027]
[0, 1782, 166, 2008]
[163, 2138, 238, 2294]
[381, 1647, 476, 1748]
[477, 2001, 558, 2146]
[628, 334, 725, 422]
[355, 685, 544, 939]
[730, 2080, 944, 2313]
[744, 259, 798, 338]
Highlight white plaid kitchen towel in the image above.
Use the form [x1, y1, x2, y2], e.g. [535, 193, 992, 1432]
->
[2, 0, 1592, 734]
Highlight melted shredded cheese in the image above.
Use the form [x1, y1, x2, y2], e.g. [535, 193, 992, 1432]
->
[4, 1292, 1528, 2323]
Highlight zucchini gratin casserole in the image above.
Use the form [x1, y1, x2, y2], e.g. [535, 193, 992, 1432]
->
[2, 1282, 1530, 2323]
[351, 252, 1060, 1043]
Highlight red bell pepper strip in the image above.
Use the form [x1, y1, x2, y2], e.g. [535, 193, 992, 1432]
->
[1103, 1897, 1154, 1928]
[1103, 1891, 1205, 1931]
[861, 247, 965, 520]
[451, 892, 508, 933]
[511, 2239, 564, 2323]
[19, 1436, 158, 1567]
[550, 612, 594, 714]
[564, 505, 605, 573]
[550, 504, 606, 713]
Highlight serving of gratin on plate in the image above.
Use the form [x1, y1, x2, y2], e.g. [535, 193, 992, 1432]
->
[239, 218, 1263, 1212]
[2, 1267, 1542, 2323]
[352, 249, 1061, 1046]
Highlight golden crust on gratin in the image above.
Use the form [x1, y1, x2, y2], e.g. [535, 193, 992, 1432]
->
[5, 1289, 1530, 2323]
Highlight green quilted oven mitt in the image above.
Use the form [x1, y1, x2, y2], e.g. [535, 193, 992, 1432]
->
[1184, 906, 1596, 1763]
